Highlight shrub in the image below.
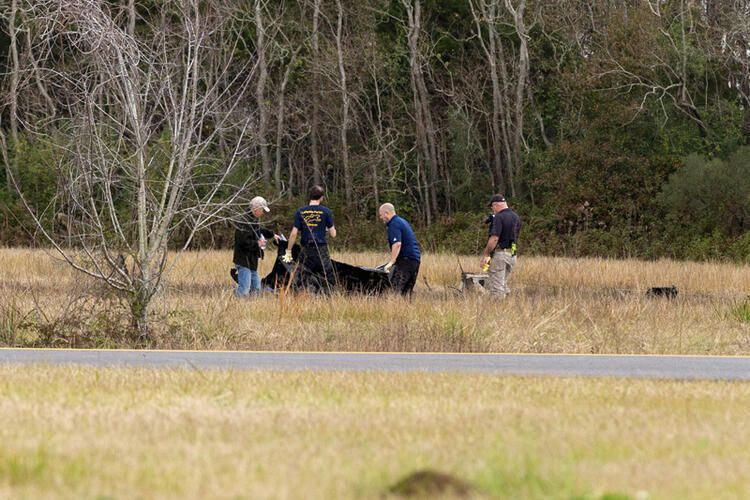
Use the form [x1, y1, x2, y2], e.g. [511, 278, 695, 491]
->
[659, 147, 750, 237]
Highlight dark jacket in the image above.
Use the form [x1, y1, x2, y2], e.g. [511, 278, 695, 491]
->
[233, 214, 275, 270]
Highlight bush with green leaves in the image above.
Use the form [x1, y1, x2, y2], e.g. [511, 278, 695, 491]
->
[659, 147, 750, 238]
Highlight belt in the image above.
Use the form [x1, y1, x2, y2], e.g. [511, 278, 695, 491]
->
[396, 256, 420, 264]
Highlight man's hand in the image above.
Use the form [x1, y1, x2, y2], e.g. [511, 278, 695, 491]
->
[384, 261, 394, 273]
[281, 249, 293, 263]
[480, 255, 490, 269]
[273, 234, 281, 243]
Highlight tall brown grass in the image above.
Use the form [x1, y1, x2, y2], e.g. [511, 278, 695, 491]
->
[1, 248, 749, 353]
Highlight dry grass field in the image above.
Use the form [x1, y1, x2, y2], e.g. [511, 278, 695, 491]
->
[1, 365, 749, 499]
[2, 250, 750, 499]
[1, 248, 748, 353]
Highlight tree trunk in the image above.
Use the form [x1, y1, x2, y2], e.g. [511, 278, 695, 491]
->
[310, 0, 322, 186]
[497, 40, 516, 196]
[9, 0, 19, 152]
[705, 0, 720, 26]
[256, 0, 272, 184]
[404, 0, 437, 224]
[275, 49, 299, 192]
[130, 281, 151, 341]
[470, 0, 507, 192]
[335, 0, 353, 208]
[4, 0, 20, 189]
[489, 48, 506, 189]
[25, 29, 56, 117]
[127, 0, 136, 37]
[507, 0, 528, 196]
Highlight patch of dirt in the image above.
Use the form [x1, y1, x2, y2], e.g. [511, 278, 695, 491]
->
[388, 469, 475, 497]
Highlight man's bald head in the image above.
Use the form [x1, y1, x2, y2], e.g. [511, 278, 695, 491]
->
[379, 203, 396, 223]
[379, 203, 395, 214]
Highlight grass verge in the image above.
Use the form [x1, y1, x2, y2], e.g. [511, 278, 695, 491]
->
[1, 365, 749, 499]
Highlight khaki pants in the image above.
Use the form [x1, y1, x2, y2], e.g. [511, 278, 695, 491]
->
[487, 250, 516, 297]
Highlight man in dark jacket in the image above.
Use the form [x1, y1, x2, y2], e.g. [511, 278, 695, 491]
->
[233, 196, 279, 297]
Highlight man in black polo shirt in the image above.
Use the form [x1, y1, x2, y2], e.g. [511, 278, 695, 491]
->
[481, 194, 521, 297]
[283, 185, 337, 292]
[379, 203, 421, 296]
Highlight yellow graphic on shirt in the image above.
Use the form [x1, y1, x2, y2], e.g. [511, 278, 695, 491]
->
[301, 209, 324, 229]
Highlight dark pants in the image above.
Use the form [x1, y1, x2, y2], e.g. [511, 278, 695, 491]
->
[391, 258, 420, 296]
[299, 244, 336, 293]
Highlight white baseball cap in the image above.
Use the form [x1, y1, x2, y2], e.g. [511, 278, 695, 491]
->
[250, 196, 270, 212]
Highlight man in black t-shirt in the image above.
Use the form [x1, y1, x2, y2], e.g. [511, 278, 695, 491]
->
[283, 185, 337, 292]
[481, 194, 521, 297]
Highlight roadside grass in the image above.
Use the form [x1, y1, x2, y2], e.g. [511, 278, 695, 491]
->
[1, 248, 749, 353]
[1, 365, 749, 499]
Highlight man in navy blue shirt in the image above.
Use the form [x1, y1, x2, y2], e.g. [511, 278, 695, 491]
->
[283, 185, 337, 291]
[481, 194, 521, 297]
[379, 203, 421, 296]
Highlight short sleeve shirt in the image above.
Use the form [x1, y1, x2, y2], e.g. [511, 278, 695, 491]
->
[386, 215, 421, 262]
[490, 208, 521, 250]
[293, 204, 334, 246]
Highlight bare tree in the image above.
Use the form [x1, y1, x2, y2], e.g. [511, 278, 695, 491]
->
[716, 0, 750, 142]
[334, 0, 353, 207]
[468, 0, 531, 197]
[275, 44, 302, 192]
[2, 0, 21, 188]
[10, 0, 260, 337]
[255, 0, 272, 184]
[7, 0, 19, 148]
[506, 0, 530, 193]
[310, 0, 322, 185]
[401, 0, 439, 224]
[584, 1, 711, 136]
[469, 0, 508, 192]
[126, 0, 135, 37]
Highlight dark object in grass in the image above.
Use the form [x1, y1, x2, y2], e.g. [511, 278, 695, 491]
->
[646, 286, 678, 299]
[389, 469, 474, 497]
[229, 267, 239, 284]
[260, 239, 391, 294]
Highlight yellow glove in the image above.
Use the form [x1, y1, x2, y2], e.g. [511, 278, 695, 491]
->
[281, 249, 293, 264]
[384, 261, 394, 273]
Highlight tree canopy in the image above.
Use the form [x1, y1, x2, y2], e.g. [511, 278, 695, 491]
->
[1, 0, 749, 261]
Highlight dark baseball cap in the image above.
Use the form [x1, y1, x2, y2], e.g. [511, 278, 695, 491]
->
[488, 194, 506, 206]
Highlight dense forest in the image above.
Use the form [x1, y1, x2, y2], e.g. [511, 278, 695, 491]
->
[1, 0, 749, 260]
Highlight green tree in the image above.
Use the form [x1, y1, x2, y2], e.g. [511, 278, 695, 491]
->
[660, 147, 750, 238]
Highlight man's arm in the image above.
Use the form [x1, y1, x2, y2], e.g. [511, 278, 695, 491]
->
[287, 227, 299, 248]
[481, 235, 498, 267]
[388, 242, 401, 265]
[282, 227, 299, 263]
[326, 209, 336, 238]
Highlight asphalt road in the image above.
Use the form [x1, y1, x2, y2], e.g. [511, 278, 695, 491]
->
[1, 349, 750, 380]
